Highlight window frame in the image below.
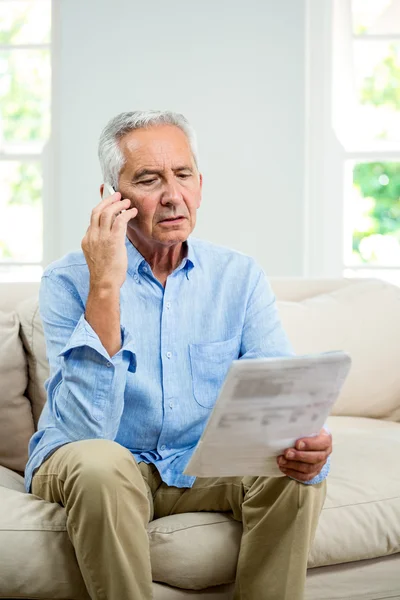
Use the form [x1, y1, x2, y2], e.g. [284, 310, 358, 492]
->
[0, 0, 54, 281]
[305, 0, 400, 280]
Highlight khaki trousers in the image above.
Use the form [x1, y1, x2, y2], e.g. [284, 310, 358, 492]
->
[31, 439, 326, 600]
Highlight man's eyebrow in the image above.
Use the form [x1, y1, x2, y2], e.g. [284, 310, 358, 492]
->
[174, 165, 193, 172]
[133, 166, 193, 179]
[133, 169, 160, 179]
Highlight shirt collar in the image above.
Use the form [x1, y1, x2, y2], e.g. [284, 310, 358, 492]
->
[125, 236, 146, 276]
[125, 235, 195, 278]
[185, 236, 195, 275]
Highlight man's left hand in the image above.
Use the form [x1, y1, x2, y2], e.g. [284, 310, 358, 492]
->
[276, 428, 332, 482]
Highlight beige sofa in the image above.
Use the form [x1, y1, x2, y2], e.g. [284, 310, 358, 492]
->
[1, 277, 400, 600]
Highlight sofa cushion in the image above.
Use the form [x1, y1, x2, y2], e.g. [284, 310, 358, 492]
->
[0, 311, 35, 473]
[16, 296, 49, 429]
[148, 512, 242, 590]
[277, 279, 400, 421]
[0, 416, 399, 597]
[0, 466, 91, 600]
[309, 415, 400, 567]
[0, 465, 241, 597]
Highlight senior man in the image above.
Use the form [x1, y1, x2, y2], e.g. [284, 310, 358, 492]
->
[25, 110, 331, 600]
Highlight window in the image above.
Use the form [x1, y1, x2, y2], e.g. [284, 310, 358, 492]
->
[343, 0, 400, 285]
[306, 0, 400, 285]
[0, 0, 51, 282]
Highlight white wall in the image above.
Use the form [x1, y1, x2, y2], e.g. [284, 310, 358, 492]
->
[47, 0, 306, 276]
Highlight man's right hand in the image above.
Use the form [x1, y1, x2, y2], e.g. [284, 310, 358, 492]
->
[81, 191, 138, 291]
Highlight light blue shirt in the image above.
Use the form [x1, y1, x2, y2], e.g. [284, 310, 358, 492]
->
[25, 236, 330, 494]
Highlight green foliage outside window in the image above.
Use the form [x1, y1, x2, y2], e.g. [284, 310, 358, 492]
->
[360, 44, 400, 111]
[8, 162, 42, 206]
[351, 42, 400, 263]
[0, 12, 25, 45]
[1, 49, 50, 143]
[353, 162, 400, 260]
[0, 5, 49, 209]
[0, 240, 12, 259]
[0, 5, 49, 261]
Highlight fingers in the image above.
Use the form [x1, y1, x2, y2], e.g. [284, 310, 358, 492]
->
[276, 435, 331, 481]
[280, 449, 330, 465]
[98, 198, 132, 230]
[112, 206, 138, 233]
[277, 455, 326, 474]
[275, 429, 332, 481]
[90, 191, 122, 228]
[279, 468, 320, 483]
[295, 429, 332, 452]
[276, 454, 325, 481]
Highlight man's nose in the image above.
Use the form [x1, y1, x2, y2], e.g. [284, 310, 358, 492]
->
[160, 179, 182, 205]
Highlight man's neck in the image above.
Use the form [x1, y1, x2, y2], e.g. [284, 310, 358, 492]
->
[126, 230, 187, 284]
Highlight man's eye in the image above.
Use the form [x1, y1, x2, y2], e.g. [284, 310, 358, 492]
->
[140, 180, 155, 185]
[178, 173, 190, 178]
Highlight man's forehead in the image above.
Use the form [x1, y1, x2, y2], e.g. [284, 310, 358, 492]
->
[119, 126, 195, 171]
[120, 125, 190, 152]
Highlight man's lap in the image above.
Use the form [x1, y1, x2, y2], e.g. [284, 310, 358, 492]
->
[31, 438, 318, 523]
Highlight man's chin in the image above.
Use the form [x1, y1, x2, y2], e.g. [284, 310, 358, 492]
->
[155, 222, 193, 243]
[156, 232, 188, 245]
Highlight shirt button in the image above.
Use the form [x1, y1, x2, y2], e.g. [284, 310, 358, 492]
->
[166, 352, 172, 359]
[161, 445, 166, 450]
[169, 401, 173, 409]
[142, 265, 148, 272]
[106, 362, 112, 367]
[134, 274, 139, 282]
[166, 302, 171, 309]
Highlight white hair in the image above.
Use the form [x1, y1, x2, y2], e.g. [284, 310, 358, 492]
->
[98, 110, 199, 189]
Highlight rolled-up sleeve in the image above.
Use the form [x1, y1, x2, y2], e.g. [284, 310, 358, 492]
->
[297, 456, 330, 485]
[39, 273, 136, 440]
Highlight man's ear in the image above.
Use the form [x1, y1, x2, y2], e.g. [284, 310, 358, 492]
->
[197, 173, 203, 208]
[100, 184, 104, 198]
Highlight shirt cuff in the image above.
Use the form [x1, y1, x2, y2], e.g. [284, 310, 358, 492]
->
[57, 314, 137, 373]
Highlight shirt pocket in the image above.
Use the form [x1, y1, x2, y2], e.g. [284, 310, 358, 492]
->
[189, 335, 241, 409]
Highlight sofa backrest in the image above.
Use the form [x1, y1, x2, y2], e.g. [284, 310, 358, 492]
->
[0, 278, 360, 309]
[0, 282, 39, 312]
[1, 276, 400, 474]
[0, 309, 34, 475]
[275, 278, 400, 422]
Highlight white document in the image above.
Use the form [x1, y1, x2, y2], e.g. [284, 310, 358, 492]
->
[184, 351, 352, 478]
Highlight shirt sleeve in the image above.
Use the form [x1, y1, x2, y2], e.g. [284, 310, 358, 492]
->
[240, 267, 296, 359]
[38, 272, 136, 441]
[240, 266, 331, 485]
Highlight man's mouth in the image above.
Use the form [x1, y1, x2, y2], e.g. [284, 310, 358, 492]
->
[159, 216, 186, 223]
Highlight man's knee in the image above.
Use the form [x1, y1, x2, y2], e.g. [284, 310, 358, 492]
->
[297, 478, 327, 511]
[57, 439, 143, 489]
[243, 474, 327, 512]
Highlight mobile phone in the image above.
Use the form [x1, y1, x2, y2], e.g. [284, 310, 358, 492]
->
[102, 182, 130, 217]
[102, 182, 116, 200]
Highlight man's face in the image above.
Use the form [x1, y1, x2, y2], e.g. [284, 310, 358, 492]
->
[117, 125, 202, 247]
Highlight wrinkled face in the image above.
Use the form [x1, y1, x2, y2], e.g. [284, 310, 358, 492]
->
[117, 125, 203, 247]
